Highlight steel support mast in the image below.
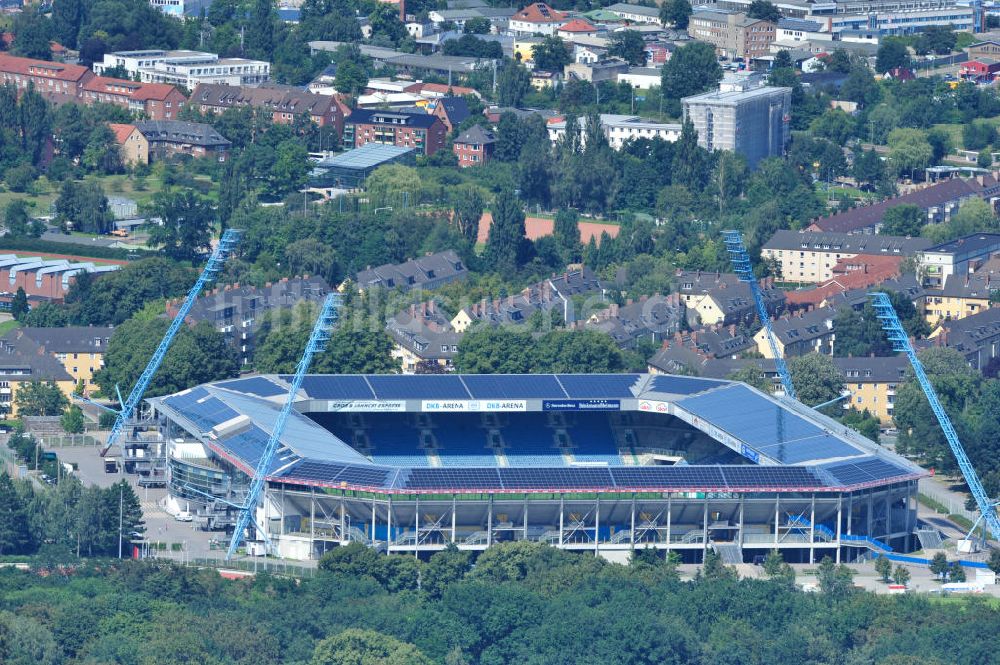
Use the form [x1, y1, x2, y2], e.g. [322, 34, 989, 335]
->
[723, 230, 796, 400]
[870, 291, 1000, 540]
[227, 293, 341, 560]
[101, 229, 243, 457]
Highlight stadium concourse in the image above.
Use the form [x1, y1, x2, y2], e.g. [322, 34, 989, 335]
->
[150, 373, 925, 564]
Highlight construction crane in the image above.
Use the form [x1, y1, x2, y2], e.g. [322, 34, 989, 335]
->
[100, 229, 243, 457]
[227, 293, 341, 560]
[870, 291, 1000, 543]
[723, 230, 796, 400]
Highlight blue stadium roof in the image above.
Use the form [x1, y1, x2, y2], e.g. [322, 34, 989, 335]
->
[151, 373, 925, 494]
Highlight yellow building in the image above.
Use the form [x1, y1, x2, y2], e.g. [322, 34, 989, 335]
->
[676, 270, 784, 326]
[0, 331, 78, 417]
[17, 326, 114, 394]
[832, 357, 908, 425]
[513, 37, 543, 63]
[752, 307, 835, 358]
[109, 122, 149, 166]
[923, 272, 996, 326]
[761, 230, 932, 284]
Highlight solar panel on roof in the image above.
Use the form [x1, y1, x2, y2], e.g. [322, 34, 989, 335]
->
[217, 426, 271, 468]
[648, 375, 722, 396]
[499, 467, 614, 489]
[288, 375, 376, 400]
[611, 466, 727, 487]
[403, 468, 503, 490]
[556, 374, 639, 398]
[821, 457, 912, 486]
[218, 376, 286, 397]
[462, 374, 568, 399]
[166, 395, 240, 432]
[368, 375, 470, 400]
[677, 385, 860, 464]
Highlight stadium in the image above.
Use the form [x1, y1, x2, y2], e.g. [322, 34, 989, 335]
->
[151, 373, 926, 563]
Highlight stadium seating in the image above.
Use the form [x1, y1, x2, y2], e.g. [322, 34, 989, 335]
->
[431, 414, 498, 467]
[566, 415, 623, 465]
[499, 414, 569, 467]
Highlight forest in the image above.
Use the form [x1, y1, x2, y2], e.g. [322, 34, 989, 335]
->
[0, 541, 997, 665]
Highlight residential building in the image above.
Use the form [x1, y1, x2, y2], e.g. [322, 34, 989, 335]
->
[923, 272, 997, 325]
[688, 10, 776, 59]
[959, 58, 1000, 83]
[109, 123, 149, 165]
[821, 275, 925, 314]
[387, 301, 462, 373]
[135, 120, 231, 162]
[761, 230, 933, 283]
[682, 85, 790, 167]
[81, 77, 186, 120]
[807, 175, 1000, 234]
[343, 108, 448, 156]
[546, 113, 682, 149]
[17, 326, 115, 393]
[0, 255, 119, 302]
[617, 67, 662, 89]
[674, 269, 785, 326]
[919, 233, 1000, 288]
[172, 277, 329, 366]
[644, 42, 674, 66]
[557, 19, 599, 38]
[833, 356, 908, 424]
[451, 268, 604, 330]
[189, 83, 347, 136]
[453, 125, 496, 167]
[574, 44, 609, 64]
[647, 323, 757, 371]
[404, 81, 480, 99]
[0, 53, 94, 103]
[0, 332, 76, 417]
[604, 3, 662, 24]
[94, 50, 271, 88]
[782, 254, 908, 310]
[355, 250, 468, 293]
[776, 18, 831, 43]
[930, 307, 1000, 372]
[753, 306, 836, 358]
[429, 96, 471, 132]
[309, 144, 417, 189]
[564, 58, 631, 82]
[508, 3, 569, 36]
[581, 294, 685, 348]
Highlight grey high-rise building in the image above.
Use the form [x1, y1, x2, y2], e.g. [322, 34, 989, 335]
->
[681, 86, 792, 168]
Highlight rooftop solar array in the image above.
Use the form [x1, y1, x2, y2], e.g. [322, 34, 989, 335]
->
[290, 375, 376, 400]
[160, 373, 923, 493]
[649, 375, 724, 396]
[820, 457, 915, 486]
[217, 376, 287, 397]
[557, 373, 640, 398]
[677, 385, 860, 464]
[163, 388, 240, 432]
[368, 375, 471, 400]
[461, 374, 566, 399]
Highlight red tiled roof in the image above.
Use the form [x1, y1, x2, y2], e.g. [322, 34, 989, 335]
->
[82, 76, 185, 102]
[785, 255, 903, 307]
[405, 82, 477, 97]
[558, 18, 597, 32]
[108, 123, 138, 145]
[513, 2, 567, 23]
[0, 53, 90, 82]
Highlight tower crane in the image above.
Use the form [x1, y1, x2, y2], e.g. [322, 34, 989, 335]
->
[100, 229, 243, 457]
[227, 293, 341, 560]
[870, 291, 1000, 544]
[723, 230, 796, 400]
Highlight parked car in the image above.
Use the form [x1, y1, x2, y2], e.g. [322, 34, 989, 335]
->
[175, 511, 194, 522]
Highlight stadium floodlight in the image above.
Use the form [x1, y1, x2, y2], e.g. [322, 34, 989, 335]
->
[227, 293, 341, 560]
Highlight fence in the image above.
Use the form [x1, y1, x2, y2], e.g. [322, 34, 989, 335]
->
[918, 479, 978, 524]
[146, 549, 318, 578]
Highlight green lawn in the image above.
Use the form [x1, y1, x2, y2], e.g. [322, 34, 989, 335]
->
[932, 117, 1000, 154]
[0, 320, 20, 336]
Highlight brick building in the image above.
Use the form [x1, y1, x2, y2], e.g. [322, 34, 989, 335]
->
[0, 53, 94, 103]
[80, 77, 186, 120]
[136, 120, 231, 162]
[0, 255, 119, 302]
[343, 108, 447, 156]
[453, 125, 496, 167]
[688, 11, 776, 59]
[190, 83, 348, 137]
